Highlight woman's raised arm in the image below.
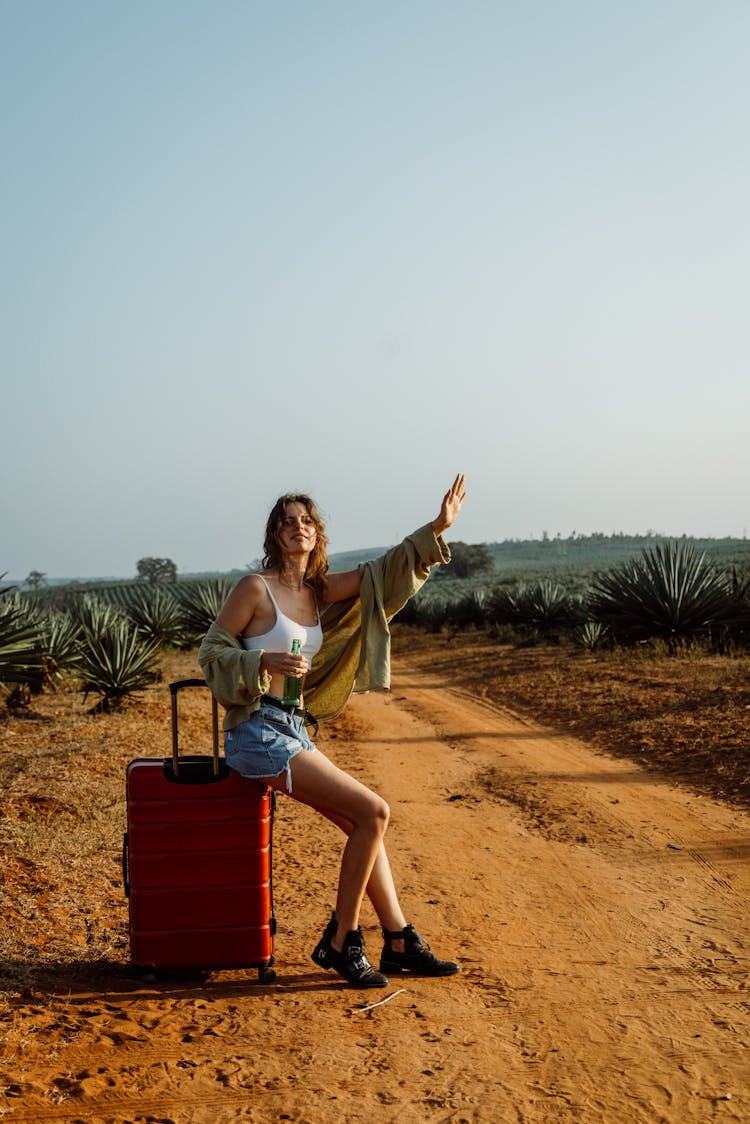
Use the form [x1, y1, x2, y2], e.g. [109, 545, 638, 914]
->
[323, 474, 466, 605]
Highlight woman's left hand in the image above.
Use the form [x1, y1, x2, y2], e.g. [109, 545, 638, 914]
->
[432, 473, 467, 536]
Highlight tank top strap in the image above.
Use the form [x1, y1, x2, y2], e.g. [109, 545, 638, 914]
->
[257, 575, 280, 612]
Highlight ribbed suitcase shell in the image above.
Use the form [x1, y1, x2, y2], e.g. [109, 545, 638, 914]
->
[122, 681, 275, 978]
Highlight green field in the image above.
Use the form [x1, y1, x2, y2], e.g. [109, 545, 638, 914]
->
[478, 533, 750, 590]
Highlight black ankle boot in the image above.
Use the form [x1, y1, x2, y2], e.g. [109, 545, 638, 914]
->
[312, 915, 389, 989]
[379, 924, 460, 976]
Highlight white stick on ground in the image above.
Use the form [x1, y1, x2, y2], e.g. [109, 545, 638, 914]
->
[354, 988, 406, 1014]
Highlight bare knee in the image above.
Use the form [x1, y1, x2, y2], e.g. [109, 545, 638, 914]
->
[370, 795, 390, 836]
[354, 793, 390, 839]
[323, 795, 389, 838]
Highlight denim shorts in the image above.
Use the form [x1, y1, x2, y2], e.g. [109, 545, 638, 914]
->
[224, 698, 317, 793]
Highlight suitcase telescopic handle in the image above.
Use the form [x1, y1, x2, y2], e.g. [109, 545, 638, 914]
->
[169, 679, 220, 779]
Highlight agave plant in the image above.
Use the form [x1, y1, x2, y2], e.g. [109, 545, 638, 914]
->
[0, 573, 17, 596]
[122, 585, 186, 648]
[489, 581, 577, 636]
[587, 541, 738, 644]
[78, 618, 161, 712]
[573, 620, 609, 652]
[418, 598, 450, 633]
[175, 578, 236, 645]
[728, 566, 750, 645]
[445, 588, 489, 630]
[0, 592, 45, 691]
[731, 564, 750, 602]
[486, 585, 519, 626]
[390, 587, 450, 631]
[37, 609, 84, 683]
[70, 593, 127, 641]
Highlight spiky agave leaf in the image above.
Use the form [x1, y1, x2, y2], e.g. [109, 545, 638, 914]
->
[37, 609, 84, 683]
[517, 581, 577, 633]
[0, 593, 45, 688]
[489, 581, 577, 634]
[486, 585, 521, 626]
[2, 598, 81, 694]
[731, 564, 750, 601]
[70, 594, 127, 642]
[573, 620, 609, 651]
[728, 566, 750, 643]
[122, 584, 186, 648]
[588, 541, 737, 642]
[78, 619, 161, 712]
[175, 578, 236, 645]
[390, 587, 449, 631]
[445, 588, 489, 630]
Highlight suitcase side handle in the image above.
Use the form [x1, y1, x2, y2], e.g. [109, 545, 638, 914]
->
[169, 678, 220, 779]
[122, 832, 130, 898]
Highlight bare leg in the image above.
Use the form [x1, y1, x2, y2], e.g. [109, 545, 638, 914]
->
[264, 748, 395, 950]
[321, 810, 407, 936]
[262, 748, 457, 975]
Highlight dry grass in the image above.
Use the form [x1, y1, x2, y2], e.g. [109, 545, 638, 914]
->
[0, 648, 204, 1000]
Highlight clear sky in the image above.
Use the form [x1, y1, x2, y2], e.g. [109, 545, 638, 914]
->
[2, 1, 749, 579]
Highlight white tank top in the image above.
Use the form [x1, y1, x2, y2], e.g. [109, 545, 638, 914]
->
[240, 576, 323, 666]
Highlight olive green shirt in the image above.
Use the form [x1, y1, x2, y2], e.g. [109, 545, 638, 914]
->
[197, 522, 450, 729]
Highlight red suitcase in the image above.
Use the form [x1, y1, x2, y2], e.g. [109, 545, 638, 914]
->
[122, 678, 276, 981]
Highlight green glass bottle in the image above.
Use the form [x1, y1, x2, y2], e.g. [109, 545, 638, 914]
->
[282, 638, 302, 706]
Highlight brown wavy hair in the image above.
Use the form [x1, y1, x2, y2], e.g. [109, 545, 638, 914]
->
[262, 494, 330, 597]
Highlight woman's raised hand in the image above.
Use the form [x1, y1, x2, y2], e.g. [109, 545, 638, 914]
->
[432, 474, 467, 536]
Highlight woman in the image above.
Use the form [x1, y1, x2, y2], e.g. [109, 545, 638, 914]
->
[198, 474, 466, 988]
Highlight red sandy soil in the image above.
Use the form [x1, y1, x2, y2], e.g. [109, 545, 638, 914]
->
[1, 633, 748, 1122]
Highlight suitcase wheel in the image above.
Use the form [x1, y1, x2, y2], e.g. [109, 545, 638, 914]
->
[258, 965, 277, 983]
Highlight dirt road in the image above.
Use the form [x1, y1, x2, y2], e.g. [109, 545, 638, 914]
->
[3, 654, 749, 1122]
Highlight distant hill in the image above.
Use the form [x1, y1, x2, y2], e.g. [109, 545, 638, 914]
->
[7, 546, 391, 595]
[9, 534, 750, 593]
[482, 534, 750, 577]
[327, 546, 387, 571]
[330, 533, 750, 577]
